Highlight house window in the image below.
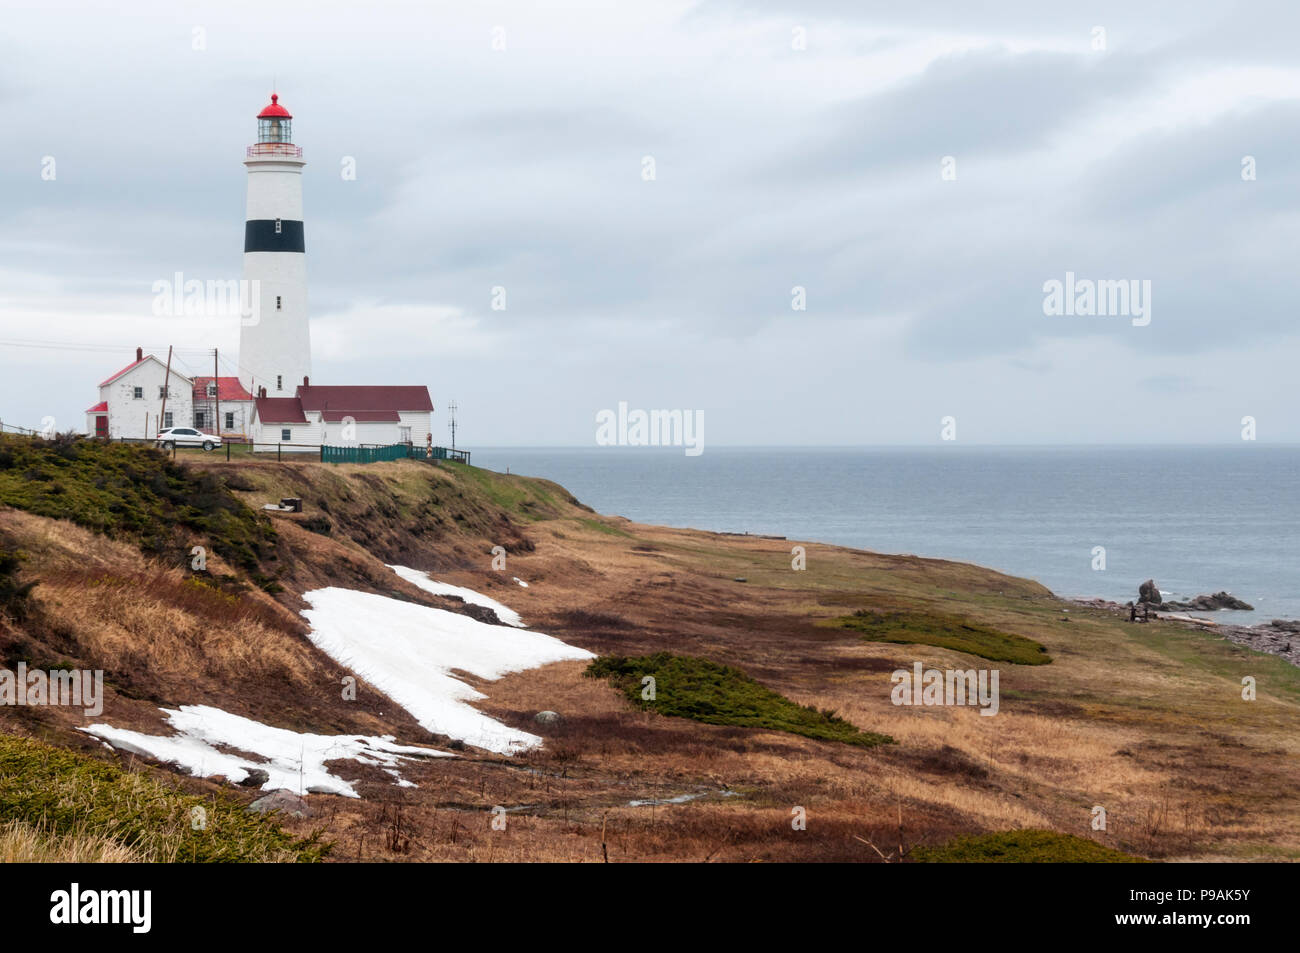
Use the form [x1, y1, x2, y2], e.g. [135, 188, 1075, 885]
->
[158, 385, 167, 399]
[163, 412, 173, 428]
[276, 375, 282, 391]
[281, 428, 291, 441]
[275, 218, 282, 234]
[195, 411, 207, 429]
[225, 411, 235, 430]
[276, 296, 282, 311]
[207, 382, 216, 397]
[133, 386, 143, 399]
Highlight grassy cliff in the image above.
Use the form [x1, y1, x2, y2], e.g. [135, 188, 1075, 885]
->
[0, 434, 1296, 862]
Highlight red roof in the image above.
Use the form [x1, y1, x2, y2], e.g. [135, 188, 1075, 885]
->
[192, 376, 254, 402]
[321, 409, 401, 423]
[297, 385, 433, 414]
[98, 356, 148, 388]
[258, 93, 292, 119]
[97, 354, 191, 388]
[85, 401, 108, 414]
[254, 397, 308, 424]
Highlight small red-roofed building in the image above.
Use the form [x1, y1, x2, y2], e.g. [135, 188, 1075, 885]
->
[86, 347, 193, 440]
[191, 376, 255, 441]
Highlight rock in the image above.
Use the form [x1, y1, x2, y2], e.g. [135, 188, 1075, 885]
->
[1164, 591, 1255, 611]
[247, 789, 312, 818]
[458, 602, 507, 626]
[445, 739, 466, 751]
[1138, 580, 1162, 606]
[534, 710, 562, 726]
[237, 768, 270, 788]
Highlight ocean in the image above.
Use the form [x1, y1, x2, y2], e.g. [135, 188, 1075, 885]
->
[471, 445, 1300, 623]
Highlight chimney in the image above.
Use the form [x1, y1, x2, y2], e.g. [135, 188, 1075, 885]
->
[303, 376, 309, 386]
[259, 386, 267, 398]
[136, 346, 143, 362]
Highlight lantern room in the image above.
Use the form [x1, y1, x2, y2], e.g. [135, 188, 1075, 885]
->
[257, 93, 293, 144]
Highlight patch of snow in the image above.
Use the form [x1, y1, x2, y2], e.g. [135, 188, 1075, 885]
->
[82, 705, 449, 798]
[389, 565, 525, 627]
[627, 790, 741, 807]
[628, 793, 705, 807]
[301, 586, 594, 755]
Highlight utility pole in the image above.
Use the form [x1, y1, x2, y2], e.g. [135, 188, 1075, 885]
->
[213, 348, 221, 441]
[159, 345, 173, 438]
[447, 400, 458, 451]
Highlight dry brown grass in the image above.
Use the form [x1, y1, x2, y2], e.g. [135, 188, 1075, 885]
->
[35, 567, 314, 684]
[0, 819, 142, 862]
[3, 456, 1296, 862]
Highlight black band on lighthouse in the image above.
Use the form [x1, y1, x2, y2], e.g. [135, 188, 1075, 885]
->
[244, 220, 305, 253]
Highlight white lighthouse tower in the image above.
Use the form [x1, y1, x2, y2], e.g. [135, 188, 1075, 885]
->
[239, 93, 312, 396]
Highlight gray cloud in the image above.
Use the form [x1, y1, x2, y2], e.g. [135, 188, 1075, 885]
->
[1, 1, 1297, 444]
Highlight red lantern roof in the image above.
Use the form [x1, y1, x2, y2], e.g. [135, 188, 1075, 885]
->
[257, 93, 292, 119]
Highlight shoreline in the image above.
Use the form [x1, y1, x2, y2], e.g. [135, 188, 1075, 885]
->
[1069, 596, 1300, 667]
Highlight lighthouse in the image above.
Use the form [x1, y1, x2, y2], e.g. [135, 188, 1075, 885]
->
[238, 93, 312, 396]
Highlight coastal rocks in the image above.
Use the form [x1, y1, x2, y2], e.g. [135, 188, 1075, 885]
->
[1215, 620, 1300, 668]
[1136, 581, 1254, 612]
[1163, 591, 1255, 612]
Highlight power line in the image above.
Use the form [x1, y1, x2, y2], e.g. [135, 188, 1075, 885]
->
[0, 338, 168, 354]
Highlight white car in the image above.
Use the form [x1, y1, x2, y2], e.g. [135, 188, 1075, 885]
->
[155, 427, 222, 451]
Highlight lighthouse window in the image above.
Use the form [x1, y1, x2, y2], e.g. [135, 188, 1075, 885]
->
[275, 218, 282, 234]
[276, 296, 282, 311]
[276, 375, 283, 391]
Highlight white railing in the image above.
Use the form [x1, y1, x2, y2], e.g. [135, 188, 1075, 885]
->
[246, 143, 303, 158]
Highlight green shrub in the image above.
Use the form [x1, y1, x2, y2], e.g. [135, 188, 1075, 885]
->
[913, 829, 1146, 863]
[586, 652, 894, 747]
[0, 734, 328, 862]
[0, 434, 275, 571]
[832, 610, 1051, 665]
[0, 548, 36, 617]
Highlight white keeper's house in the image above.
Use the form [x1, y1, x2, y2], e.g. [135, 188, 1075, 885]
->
[250, 383, 434, 448]
[86, 348, 195, 440]
[87, 92, 433, 451]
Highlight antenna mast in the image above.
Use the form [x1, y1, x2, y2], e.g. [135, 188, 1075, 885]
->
[447, 400, 458, 451]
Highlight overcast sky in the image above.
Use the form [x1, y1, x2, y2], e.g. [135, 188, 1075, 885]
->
[2, 0, 1298, 445]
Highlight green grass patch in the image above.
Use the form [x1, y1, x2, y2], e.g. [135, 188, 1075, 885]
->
[830, 609, 1051, 665]
[913, 829, 1146, 863]
[586, 652, 894, 747]
[0, 734, 327, 862]
[0, 434, 275, 571]
[450, 465, 568, 521]
[576, 517, 632, 538]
